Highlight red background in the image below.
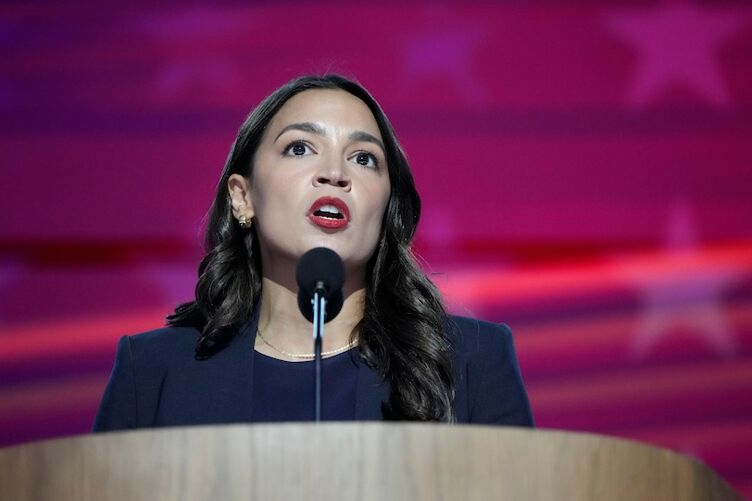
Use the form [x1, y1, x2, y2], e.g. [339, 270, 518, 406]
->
[1, 1, 751, 497]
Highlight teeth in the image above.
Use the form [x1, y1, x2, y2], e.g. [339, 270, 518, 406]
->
[317, 204, 341, 215]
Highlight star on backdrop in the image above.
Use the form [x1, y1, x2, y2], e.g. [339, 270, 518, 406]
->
[615, 200, 743, 360]
[0, 78, 13, 108]
[153, 58, 243, 102]
[0, 19, 17, 108]
[0, 262, 24, 327]
[131, 6, 251, 39]
[139, 264, 198, 310]
[605, 2, 750, 110]
[400, 14, 490, 105]
[131, 7, 250, 103]
[420, 206, 461, 258]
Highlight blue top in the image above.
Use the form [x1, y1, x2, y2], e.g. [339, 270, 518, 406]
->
[251, 349, 359, 422]
[93, 314, 534, 429]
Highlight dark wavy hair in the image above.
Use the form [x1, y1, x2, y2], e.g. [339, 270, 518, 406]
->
[168, 75, 454, 421]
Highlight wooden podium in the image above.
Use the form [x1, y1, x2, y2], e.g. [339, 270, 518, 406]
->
[0, 423, 740, 500]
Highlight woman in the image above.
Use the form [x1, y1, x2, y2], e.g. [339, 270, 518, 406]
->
[93, 75, 533, 428]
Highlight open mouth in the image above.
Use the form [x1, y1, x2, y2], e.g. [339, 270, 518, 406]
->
[308, 197, 350, 229]
[313, 205, 345, 220]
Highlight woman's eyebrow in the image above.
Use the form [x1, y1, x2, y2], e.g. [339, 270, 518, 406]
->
[274, 122, 326, 142]
[274, 122, 385, 153]
[349, 130, 385, 154]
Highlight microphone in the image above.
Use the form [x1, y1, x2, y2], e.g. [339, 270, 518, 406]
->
[296, 247, 345, 323]
[295, 247, 346, 422]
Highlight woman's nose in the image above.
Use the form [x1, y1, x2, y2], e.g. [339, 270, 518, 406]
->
[313, 160, 352, 190]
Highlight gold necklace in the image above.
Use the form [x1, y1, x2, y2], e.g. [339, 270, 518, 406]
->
[256, 326, 357, 360]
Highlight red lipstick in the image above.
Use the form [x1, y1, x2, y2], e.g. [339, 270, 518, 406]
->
[307, 196, 350, 230]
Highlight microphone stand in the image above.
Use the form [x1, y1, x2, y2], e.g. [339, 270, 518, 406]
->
[311, 285, 327, 422]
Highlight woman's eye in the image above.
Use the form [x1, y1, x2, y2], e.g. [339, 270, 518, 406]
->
[353, 152, 378, 168]
[284, 141, 312, 157]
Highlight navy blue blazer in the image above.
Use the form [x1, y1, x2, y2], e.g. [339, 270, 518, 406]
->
[93, 315, 533, 430]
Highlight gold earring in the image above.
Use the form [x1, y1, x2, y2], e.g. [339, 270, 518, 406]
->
[238, 215, 252, 229]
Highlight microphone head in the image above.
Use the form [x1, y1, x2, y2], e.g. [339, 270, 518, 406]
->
[295, 247, 345, 323]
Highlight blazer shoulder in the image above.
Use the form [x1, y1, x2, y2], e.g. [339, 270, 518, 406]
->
[92, 324, 201, 432]
[446, 314, 534, 426]
[126, 324, 201, 360]
[446, 314, 513, 355]
[129, 324, 201, 343]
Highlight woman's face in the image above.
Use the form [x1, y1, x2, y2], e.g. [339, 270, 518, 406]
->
[233, 89, 392, 286]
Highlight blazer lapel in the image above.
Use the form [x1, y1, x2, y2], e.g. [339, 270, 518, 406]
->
[452, 354, 470, 422]
[352, 327, 471, 422]
[354, 354, 390, 420]
[235, 307, 260, 421]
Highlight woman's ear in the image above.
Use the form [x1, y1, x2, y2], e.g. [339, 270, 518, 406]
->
[227, 174, 255, 221]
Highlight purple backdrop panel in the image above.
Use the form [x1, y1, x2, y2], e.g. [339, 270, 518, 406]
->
[2, 1, 752, 498]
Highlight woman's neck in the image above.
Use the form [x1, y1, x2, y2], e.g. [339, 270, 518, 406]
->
[255, 277, 364, 360]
